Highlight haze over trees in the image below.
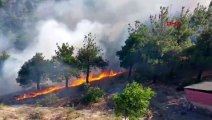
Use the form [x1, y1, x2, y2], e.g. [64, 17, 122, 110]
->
[0, 51, 9, 65]
[14, 2, 212, 92]
[0, 51, 10, 76]
[53, 43, 78, 88]
[1, 2, 211, 119]
[76, 33, 108, 84]
[16, 53, 48, 90]
[117, 21, 150, 82]
[0, 0, 6, 7]
[117, 3, 211, 84]
[185, 3, 212, 81]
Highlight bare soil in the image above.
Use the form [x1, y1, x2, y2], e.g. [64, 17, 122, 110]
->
[150, 84, 212, 120]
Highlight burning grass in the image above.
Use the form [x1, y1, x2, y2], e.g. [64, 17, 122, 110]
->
[16, 70, 127, 101]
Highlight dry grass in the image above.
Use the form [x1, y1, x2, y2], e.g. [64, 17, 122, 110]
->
[0, 103, 7, 110]
[27, 110, 44, 120]
[67, 110, 119, 120]
[0, 105, 118, 120]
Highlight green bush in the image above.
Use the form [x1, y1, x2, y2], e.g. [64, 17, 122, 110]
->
[36, 93, 59, 106]
[81, 86, 104, 105]
[113, 82, 155, 120]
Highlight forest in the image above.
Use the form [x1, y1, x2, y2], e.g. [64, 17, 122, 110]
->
[0, 0, 211, 120]
[5, 2, 211, 90]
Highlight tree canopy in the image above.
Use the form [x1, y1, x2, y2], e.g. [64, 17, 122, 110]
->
[117, 21, 150, 82]
[16, 53, 48, 90]
[77, 33, 108, 84]
[0, 51, 9, 64]
[13, 2, 212, 96]
[53, 43, 78, 88]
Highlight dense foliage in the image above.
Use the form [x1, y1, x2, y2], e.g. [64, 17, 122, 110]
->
[14, 2, 212, 92]
[117, 2, 212, 84]
[113, 82, 155, 120]
[53, 43, 78, 88]
[16, 53, 48, 90]
[117, 22, 149, 82]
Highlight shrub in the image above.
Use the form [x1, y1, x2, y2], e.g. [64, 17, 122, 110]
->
[113, 82, 155, 120]
[36, 93, 59, 106]
[81, 86, 104, 105]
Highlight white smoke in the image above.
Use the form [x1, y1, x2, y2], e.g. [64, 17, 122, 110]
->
[33, 19, 105, 58]
[0, 0, 210, 95]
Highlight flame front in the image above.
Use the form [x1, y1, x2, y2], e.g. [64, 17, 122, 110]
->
[16, 70, 127, 101]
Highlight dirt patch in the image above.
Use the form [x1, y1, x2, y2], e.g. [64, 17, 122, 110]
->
[150, 84, 212, 120]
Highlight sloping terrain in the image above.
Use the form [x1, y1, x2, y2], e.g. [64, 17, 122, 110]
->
[0, 76, 212, 120]
[150, 85, 212, 120]
[0, 105, 118, 120]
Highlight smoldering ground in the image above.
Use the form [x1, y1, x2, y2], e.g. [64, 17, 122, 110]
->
[0, 0, 210, 95]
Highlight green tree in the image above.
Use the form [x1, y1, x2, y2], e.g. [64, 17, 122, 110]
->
[187, 27, 212, 81]
[16, 53, 47, 90]
[143, 7, 174, 82]
[76, 33, 108, 84]
[0, 51, 10, 75]
[184, 2, 212, 81]
[166, 7, 194, 78]
[144, 6, 194, 82]
[0, 0, 5, 7]
[117, 21, 150, 82]
[209, 1, 212, 27]
[190, 3, 210, 30]
[0, 51, 9, 60]
[54, 43, 78, 88]
[0, 51, 9, 64]
[113, 82, 155, 120]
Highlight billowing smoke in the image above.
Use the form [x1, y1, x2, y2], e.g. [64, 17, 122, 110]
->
[0, 0, 210, 95]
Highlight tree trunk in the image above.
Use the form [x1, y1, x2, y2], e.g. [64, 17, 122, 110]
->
[128, 64, 133, 83]
[65, 76, 69, 88]
[86, 64, 90, 84]
[197, 69, 203, 81]
[153, 74, 157, 84]
[124, 110, 127, 120]
[37, 79, 40, 90]
[168, 67, 174, 79]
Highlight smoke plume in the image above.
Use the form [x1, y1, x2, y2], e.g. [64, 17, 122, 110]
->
[0, 0, 210, 95]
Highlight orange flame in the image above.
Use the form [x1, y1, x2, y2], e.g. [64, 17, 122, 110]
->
[16, 70, 127, 101]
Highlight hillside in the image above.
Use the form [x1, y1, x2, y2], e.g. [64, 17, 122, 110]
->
[0, 77, 211, 120]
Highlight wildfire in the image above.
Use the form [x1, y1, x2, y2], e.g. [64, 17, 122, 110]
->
[16, 70, 127, 101]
